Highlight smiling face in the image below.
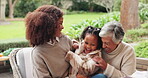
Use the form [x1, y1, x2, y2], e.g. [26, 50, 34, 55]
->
[101, 36, 119, 53]
[83, 34, 98, 54]
[55, 17, 64, 37]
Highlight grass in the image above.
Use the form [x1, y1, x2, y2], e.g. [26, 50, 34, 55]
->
[0, 12, 106, 42]
[0, 21, 25, 40]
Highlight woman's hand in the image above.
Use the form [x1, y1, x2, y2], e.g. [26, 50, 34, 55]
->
[92, 56, 107, 71]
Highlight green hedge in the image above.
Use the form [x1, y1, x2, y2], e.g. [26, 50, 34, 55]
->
[0, 41, 30, 52]
[135, 40, 148, 58]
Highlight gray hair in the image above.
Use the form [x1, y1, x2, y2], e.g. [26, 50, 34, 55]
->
[99, 21, 125, 44]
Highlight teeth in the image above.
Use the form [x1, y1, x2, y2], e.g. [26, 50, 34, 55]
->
[87, 49, 91, 50]
[86, 49, 91, 51]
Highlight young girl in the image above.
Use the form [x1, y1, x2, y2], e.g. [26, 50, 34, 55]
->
[65, 26, 103, 78]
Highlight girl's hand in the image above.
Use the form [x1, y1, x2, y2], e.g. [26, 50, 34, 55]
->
[72, 39, 79, 49]
[72, 43, 79, 49]
[92, 56, 107, 70]
[77, 74, 89, 78]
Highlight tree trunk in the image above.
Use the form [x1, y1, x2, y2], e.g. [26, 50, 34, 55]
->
[0, 0, 7, 21]
[8, 0, 13, 18]
[89, 5, 94, 12]
[9, 6, 14, 18]
[8, 0, 18, 19]
[120, 0, 140, 31]
[9, 9, 14, 19]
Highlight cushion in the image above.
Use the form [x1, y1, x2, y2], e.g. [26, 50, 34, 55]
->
[16, 47, 34, 78]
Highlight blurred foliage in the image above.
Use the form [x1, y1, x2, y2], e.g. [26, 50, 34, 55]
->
[113, 0, 121, 11]
[134, 40, 148, 58]
[0, 41, 29, 52]
[68, 0, 107, 12]
[5, 0, 148, 18]
[139, 0, 148, 4]
[2, 48, 15, 56]
[5, 0, 107, 18]
[63, 10, 87, 15]
[138, 3, 148, 24]
[14, 0, 40, 17]
[123, 28, 148, 43]
[66, 12, 120, 40]
[141, 22, 148, 29]
[6, 0, 43, 17]
[123, 22, 148, 43]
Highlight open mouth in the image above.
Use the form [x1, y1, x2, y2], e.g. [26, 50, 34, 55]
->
[85, 48, 92, 53]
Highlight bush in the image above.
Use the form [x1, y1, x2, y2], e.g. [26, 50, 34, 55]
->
[69, 1, 89, 11]
[134, 40, 148, 58]
[15, 0, 40, 17]
[138, 3, 148, 24]
[0, 41, 30, 52]
[68, 1, 106, 12]
[2, 48, 16, 56]
[124, 28, 148, 43]
[5, 0, 40, 17]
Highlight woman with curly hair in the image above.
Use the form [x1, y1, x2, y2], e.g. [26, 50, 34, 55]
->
[25, 5, 73, 78]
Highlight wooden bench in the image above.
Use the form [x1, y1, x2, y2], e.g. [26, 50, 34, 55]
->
[136, 57, 148, 71]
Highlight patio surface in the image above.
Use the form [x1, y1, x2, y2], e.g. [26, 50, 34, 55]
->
[0, 72, 13, 78]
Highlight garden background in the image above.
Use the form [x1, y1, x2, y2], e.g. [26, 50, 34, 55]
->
[0, 0, 148, 58]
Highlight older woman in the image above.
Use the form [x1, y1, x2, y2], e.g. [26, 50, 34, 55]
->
[92, 21, 136, 78]
[25, 5, 73, 78]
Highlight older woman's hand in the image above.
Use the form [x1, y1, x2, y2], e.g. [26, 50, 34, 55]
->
[92, 56, 107, 71]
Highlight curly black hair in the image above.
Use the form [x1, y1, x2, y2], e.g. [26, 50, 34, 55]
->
[80, 26, 102, 50]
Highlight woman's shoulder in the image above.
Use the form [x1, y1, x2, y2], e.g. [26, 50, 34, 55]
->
[60, 34, 72, 43]
[121, 41, 134, 52]
[61, 34, 71, 40]
[32, 46, 46, 55]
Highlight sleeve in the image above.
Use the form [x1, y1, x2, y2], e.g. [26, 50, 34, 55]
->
[32, 50, 52, 78]
[70, 53, 97, 75]
[66, 51, 84, 77]
[79, 59, 98, 76]
[103, 47, 136, 78]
